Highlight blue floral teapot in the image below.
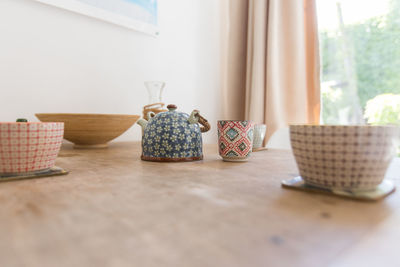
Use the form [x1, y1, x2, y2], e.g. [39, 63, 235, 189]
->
[137, 104, 210, 162]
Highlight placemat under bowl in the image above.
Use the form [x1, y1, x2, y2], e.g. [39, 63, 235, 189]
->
[282, 176, 395, 201]
[0, 167, 69, 182]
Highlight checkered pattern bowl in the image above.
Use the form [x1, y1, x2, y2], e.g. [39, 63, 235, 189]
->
[290, 125, 399, 191]
[0, 122, 64, 174]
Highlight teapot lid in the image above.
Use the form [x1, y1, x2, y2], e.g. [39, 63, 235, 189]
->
[167, 104, 177, 111]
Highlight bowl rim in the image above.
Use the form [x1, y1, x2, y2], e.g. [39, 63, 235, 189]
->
[35, 113, 140, 118]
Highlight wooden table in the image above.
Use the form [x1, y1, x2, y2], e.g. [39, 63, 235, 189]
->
[0, 142, 399, 267]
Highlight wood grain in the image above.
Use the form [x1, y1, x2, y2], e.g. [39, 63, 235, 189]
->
[0, 142, 398, 267]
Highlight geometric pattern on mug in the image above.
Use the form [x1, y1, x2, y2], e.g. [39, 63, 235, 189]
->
[218, 121, 254, 158]
[0, 122, 64, 173]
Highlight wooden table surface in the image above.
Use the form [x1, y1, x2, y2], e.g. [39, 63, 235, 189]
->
[0, 142, 399, 267]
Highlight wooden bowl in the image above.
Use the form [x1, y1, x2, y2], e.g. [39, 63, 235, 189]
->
[35, 113, 140, 149]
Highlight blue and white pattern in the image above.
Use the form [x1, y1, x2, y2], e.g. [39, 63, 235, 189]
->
[142, 111, 203, 159]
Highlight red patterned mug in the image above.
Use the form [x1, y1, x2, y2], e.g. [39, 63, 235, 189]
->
[217, 120, 255, 162]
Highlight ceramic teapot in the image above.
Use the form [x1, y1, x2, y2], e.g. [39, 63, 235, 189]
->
[137, 104, 210, 162]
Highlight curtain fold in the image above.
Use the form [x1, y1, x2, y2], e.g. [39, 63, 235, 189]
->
[221, 0, 321, 143]
[220, 0, 249, 120]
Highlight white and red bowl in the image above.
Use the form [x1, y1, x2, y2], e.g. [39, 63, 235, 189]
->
[290, 125, 399, 190]
[0, 122, 64, 174]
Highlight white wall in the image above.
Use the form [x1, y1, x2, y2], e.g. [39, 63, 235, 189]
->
[0, 0, 221, 144]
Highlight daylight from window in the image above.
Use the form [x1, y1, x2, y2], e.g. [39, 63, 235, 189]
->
[317, 0, 400, 126]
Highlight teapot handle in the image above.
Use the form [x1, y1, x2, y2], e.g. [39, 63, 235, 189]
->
[143, 102, 165, 109]
[196, 113, 210, 133]
[143, 102, 166, 119]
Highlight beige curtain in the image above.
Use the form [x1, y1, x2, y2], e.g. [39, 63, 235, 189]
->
[221, 0, 321, 142]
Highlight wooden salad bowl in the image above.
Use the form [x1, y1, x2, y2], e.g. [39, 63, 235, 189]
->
[35, 113, 140, 148]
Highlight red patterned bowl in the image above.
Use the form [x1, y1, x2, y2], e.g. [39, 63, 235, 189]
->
[0, 122, 64, 174]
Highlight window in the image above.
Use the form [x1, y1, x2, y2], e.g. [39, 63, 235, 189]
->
[317, 0, 400, 126]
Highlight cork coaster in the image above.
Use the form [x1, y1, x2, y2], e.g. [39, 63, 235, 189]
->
[0, 167, 69, 182]
[282, 176, 396, 201]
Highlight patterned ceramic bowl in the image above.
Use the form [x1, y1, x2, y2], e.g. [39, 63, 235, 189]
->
[0, 122, 64, 174]
[290, 125, 399, 191]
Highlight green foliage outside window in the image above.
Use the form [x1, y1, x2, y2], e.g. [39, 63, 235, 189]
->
[320, 0, 400, 123]
[320, 0, 400, 156]
[364, 94, 400, 125]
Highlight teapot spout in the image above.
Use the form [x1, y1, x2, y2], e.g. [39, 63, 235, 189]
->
[137, 119, 148, 131]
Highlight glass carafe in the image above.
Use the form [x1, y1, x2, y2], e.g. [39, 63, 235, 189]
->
[143, 81, 167, 119]
[145, 81, 165, 104]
